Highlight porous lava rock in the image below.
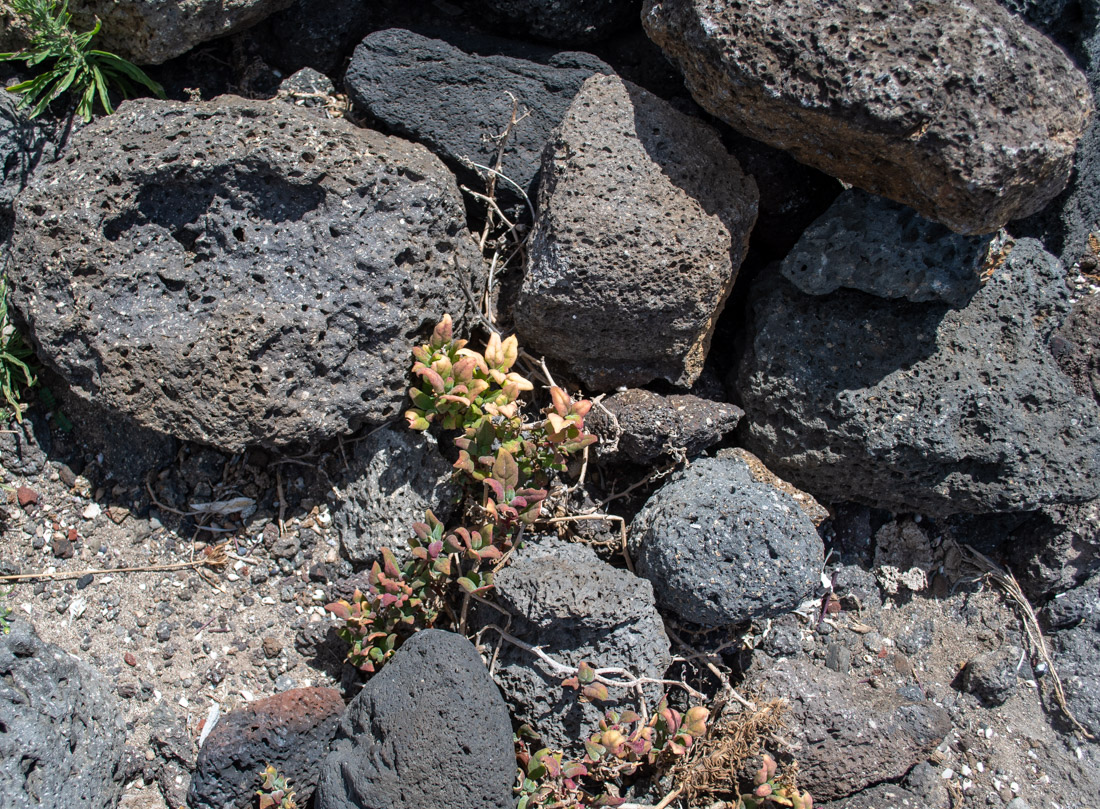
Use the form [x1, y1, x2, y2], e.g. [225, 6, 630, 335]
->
[1047, 571, 1100, 736]
[479, 536, 672, 752]
[748, 658, 952, 801]
[65, 0, 295, 64]
[469, 0, 640, 44]
[9, 97, 478, 452]
[332, 425, 459, 565]
[642, 0, 1091, 234]
[962, 645, 1025, 707]
[188, 686, 344, 809]
[629, 455, 824, 626]
[516, 73, 758, 390]
[1051, 291, 1100, 405]
[735, 238, 1100, 516]
[315, 630, 514, 809]
[345, 28, 610, 202]
[781, 189, 994, 307]
[951, 497, 1100, 599]
[585, 388, 743, 464]
[0, 621, 128, 809]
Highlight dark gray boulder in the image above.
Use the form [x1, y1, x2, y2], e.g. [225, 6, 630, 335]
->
[516, 73, 758, 390]
[0, 621, 128, 809]
[781, 189, 995, 307]
[952, 498, 1100, 599]
[818, 763, 950, 809]
[585, 388, 743, 464]
[735, 238, 1100, 516]
[1049, 572, 1100, 735]
[333, 425, 459, 566]
[748, 658, 952, 802]
[189, 687, 344, 809]
[642, 0, 1091, 234]
[60, 0, 295, 64]
[9, 97, 478, 452]
[315, 630, 514, 809]
[629, 455, 824, 626]
[1051, 291, 1100, 405]
[480, 536, 672, 752]
[1010, 499, 1100, 598]
[1006, 0, 1097, 267]
[344, 28, 611, 203]
[469, 0, 640, 44]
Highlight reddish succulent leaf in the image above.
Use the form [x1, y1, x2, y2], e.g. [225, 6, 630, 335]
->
[326, 601, 351, 621]
[492, 448, 520, 490]
[581, 683, 609, 702]
[550, 386, 571, 417]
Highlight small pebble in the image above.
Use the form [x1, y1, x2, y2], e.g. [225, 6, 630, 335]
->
[16, 486, 38, 507]
[262, 637, 282, 659]
[82, 503, 101, 520]
[76, 573, 94, 590]
[124, 652, 137, 667]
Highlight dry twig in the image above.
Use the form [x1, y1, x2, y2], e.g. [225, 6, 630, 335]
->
[961, 544, 1095, 740]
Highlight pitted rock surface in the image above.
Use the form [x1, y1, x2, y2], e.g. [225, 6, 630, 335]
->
[0, 621, 128, 809]
[586, 388, 743, 464]
[642, 0, 1091, 234]
[629, 455, 824, 626]
[333, 425, 459, 565]
[781, 189, 995, 307]
[188, 686, 343, 809]
[9, 97, 478, 452]
[1047, 571, 1100, 736]
[516, 73, 758, 390]
[315, 630, 514, 809]
[1051, 291, 1100, 405]
[480, 536, 672, 752]
[735, 238, 1100, 515]
[345, 28, 610, 202]
[749, 658, 952, 801]
[59, 0, 295, 64]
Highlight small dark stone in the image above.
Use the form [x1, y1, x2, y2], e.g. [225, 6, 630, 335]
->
[155, 622, 173, 643]
[962, 645, 1025, 706]
[51, 535, 74, 559]
[116, 682, 138, 699]
[270, 533, 301, 560]
[262, 637, 282, 659]
[825, 643, 851, 673]
[76, 573, 94, 590]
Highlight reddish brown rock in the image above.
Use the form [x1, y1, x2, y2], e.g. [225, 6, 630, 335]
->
[188, 686, 344, 809]
[15, 486, 37, 507]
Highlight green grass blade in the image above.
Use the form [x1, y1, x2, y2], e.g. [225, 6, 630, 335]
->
[90, 51, 165, 98]
[92, 66, 113, 116]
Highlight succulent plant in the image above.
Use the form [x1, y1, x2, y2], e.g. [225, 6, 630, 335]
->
[515, 699, 709, 808]
[330, 316, 597, 675]
[256, 765, 298, 809]
[741, 754, 813, 809]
